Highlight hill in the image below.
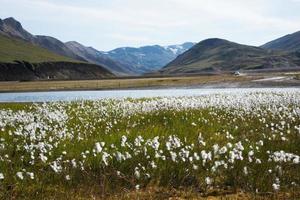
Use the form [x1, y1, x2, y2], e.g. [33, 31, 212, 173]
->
[160, 38, 300, 74]
[0, 34, 76, 63]
[261, 31, 300, 52]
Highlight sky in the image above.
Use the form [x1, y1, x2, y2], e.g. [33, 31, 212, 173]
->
[1, 0, 300, 51]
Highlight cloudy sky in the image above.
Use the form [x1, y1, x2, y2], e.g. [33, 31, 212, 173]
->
[1, 0, 300, 51]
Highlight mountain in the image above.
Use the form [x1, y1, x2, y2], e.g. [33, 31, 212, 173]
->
[0, 17, 132, 75]
[160, 38, 300, 74]
[0, 17, 84, 61]
[106, 42, 195, 74]
[0, 19, 115, 81]
[261, 31, 300, 52]
[65, 41, 135, 75]
[0, 17, 34, 42]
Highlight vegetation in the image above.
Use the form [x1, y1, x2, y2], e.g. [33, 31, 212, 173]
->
[0, 91, 299, 199]
[0, 34, 76, 63]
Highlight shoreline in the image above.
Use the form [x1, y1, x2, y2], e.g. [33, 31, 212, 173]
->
[0, 73, 300, 93]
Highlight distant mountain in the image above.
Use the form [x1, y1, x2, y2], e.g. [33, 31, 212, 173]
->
[261, 31, 300, 52]
[160, 38, 300, 74]
[106, 42, 195, 74]
[0, 17, 133, 75]
[65, 41, 135, 75]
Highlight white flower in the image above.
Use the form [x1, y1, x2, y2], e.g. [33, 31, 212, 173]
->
[135, 185, 140, 190]
[16, 172, 24, 180]
[134, 167, 140, 179]
[205, 177, 212, 185]
[65, 175, 71, 180]
[272, 183, 280, 190]
[0, 173, 4, 180]
[243, 167, 248, 175]
[27, 172, 34, 180]
[95, 142, 102, 153]
[170, 151, 177, 162]
[121, 136, 127, 147]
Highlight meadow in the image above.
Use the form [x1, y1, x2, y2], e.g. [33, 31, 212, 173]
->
[0, 90, 299, 199]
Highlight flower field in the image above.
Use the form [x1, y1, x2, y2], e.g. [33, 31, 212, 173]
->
[0, 90, 300, 199]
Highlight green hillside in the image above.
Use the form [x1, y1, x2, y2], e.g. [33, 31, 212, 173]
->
[0, 34, 76, 63]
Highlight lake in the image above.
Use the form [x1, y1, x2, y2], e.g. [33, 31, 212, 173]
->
[0, 87, 299, 102]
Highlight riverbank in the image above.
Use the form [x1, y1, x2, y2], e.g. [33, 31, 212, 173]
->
[1, 72, 300, 93]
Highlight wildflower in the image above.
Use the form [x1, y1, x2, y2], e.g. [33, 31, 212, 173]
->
[65, 175, 71, 180]
[272, 183, 280, 191]
[0, 173, 4, 180]
[27, 172, 34, 180]
[95, 142, 102, 153]
[16, 172, 24, 180]
[135, 185, 140, 190]
[205, 177, 212, 185]
[134, 167, 140, 179]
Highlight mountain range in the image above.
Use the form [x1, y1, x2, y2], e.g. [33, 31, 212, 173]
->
[1, 17, 300, 80]
[106, 42, 195, 74]
[0, 17, 194, 75]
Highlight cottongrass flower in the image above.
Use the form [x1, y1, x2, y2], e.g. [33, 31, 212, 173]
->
[16, 172, 24, 180]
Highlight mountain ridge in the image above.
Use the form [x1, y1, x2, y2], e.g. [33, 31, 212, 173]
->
[0, 17, 195, 75]
[261, 31, 300, 52]
[0, 17, 134, 75]
[160, 38, 300, 74]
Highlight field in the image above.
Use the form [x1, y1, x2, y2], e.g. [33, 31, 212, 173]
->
[0, 90, 300, 199]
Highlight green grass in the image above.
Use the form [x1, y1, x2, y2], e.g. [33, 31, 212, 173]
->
[0, 96, 299, 199]
[0, 34, 76, 63]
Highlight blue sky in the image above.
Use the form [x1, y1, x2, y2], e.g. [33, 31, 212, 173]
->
[1, 0, 300, 51]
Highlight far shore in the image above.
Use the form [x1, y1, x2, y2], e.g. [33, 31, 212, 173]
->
[0, 72, 300, 93]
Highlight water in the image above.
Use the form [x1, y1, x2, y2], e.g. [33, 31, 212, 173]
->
[0, 88, 299, 102]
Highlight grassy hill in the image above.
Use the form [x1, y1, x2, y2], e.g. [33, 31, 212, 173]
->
[0, 34, 76, 63]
